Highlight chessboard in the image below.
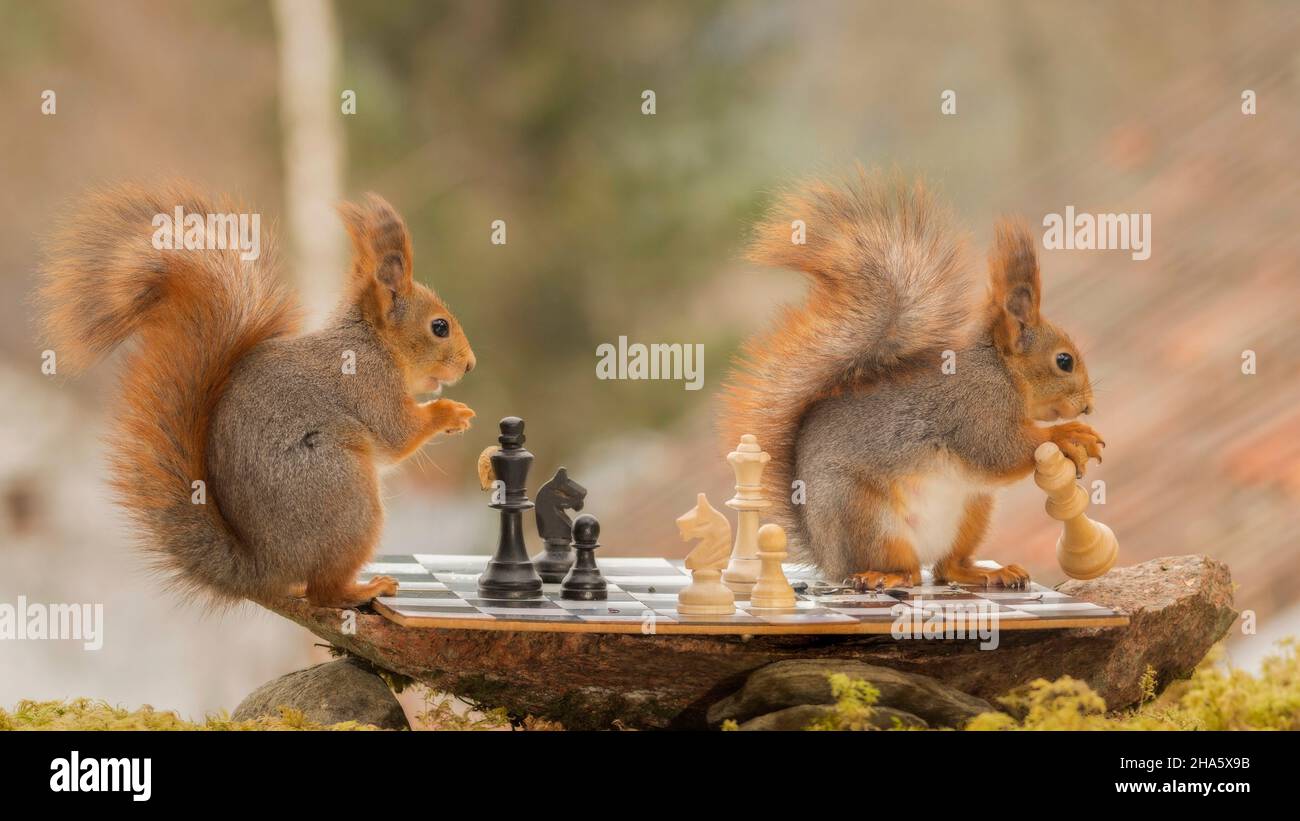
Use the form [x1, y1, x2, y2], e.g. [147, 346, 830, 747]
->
[365, 553, 1129, 635]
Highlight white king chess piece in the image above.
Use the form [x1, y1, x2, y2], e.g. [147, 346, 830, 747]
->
[675, 493, 736, 616]
[749, 523, 796, 609]
[1033, 441, 1118, 580]
[722, 434, 770, 596]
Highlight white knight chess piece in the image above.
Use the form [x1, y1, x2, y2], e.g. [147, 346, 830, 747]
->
[675, 493, 736, 615]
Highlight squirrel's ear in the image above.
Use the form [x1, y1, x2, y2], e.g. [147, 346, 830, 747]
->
[338, 194, 414, 314]
[989, 219, 1040, 353]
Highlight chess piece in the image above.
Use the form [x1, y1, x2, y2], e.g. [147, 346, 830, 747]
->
[675, 493, 735, 615]
[1034, 442, 1118, 580]
[722, 434, 770, 596]
[560, 514, 607, 600]
[531, 468, 588, 583]
[478, 417, 544, 599]
[749, 523, 796, 609]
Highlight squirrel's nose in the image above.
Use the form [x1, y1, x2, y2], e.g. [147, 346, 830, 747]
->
[1082, 403, 1094, 415]
[464, 355, 476, 374]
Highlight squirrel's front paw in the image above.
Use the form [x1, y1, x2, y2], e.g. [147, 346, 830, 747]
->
[1047, 421, 1105, 477]
[429, 399, 476, 435]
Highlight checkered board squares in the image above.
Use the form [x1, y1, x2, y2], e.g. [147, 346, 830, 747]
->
[364, 554, 1128, 634]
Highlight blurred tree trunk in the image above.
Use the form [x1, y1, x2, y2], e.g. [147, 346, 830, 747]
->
[272, 0, 346, 328]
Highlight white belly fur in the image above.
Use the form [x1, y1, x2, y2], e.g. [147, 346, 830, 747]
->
[889, 458, 991, 568]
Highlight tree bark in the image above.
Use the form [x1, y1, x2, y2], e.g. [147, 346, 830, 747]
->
[272, 0, 346, 328]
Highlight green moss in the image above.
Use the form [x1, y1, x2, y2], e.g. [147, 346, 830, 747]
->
[1152, 639, 1300, 731]
[970, 639, 1300, 731]
[807, 673, 882, 731]
[0, 699, 382, 731]
[415, 694, 515, 731]
[965, 676, 1135, 730]
[810, 639, 1300, 731]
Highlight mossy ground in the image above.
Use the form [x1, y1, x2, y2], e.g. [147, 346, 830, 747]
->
[0, 699, 382, 731]
[0, 691, 564, 732]
[6, 639, 1294, 731]
[813, 639, 1299, 731]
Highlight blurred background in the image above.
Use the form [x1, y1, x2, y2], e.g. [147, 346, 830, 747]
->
[1, 0, 1297, 720]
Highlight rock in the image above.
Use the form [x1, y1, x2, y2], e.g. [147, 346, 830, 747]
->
[232, 657, 409, 730]
[861, 706, 929, 730]
[737, 704, 927, 731]
[257, 554, 1235, 729]
[1051, 554, 1240, 707]
[709, 660, 989, 728]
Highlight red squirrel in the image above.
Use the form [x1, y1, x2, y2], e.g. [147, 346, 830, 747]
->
[722, 168, 1103, 588]
[38, 183, 476, 607]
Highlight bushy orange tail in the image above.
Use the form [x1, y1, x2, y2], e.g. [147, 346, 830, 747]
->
[720, 169, 978, 545]
[37, 182, 300, 602]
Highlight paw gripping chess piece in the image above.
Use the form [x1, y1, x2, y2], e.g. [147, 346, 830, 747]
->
[1033, 441, 1118, 580]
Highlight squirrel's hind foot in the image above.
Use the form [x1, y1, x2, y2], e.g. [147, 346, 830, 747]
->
[934, 561, 1030, 589]
[305, 575, 399, 608]
[849, 570, 919, 591]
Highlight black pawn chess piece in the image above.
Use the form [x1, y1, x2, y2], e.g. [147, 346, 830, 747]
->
[531, 467, 588, 583]
[477, 417, 544, 600]
[561, 514, 607, 601]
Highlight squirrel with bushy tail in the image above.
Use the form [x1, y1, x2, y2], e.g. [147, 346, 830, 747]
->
[38, 183, 477, 607]
[722, 168, 1104, 588]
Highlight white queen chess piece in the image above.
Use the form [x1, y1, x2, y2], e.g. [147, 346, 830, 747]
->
[722, 434, 770, 596]
[1033, 441, 1118, 580]
[675, 493, 736, 616]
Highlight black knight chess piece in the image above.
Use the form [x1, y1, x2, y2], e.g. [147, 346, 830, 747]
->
[478, 417, 544, 600]
[531, 467, 588, 583]
[560, 514, 607, 601]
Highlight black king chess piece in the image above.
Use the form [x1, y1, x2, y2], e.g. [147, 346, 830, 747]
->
[478, 417, 544, 600]
[560, 514, 607, 601]
[532, 467, 588, 583]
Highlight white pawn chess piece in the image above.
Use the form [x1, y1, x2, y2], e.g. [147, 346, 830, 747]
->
[675, 493, 736, 615]
[723, 434, 770, 596]
[1033, 442, 1118, 580]
[749, 523, 796, 609]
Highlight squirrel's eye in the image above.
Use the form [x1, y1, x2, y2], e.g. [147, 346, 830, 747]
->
[1055, 352, 1074, 373]
[431, 318, 450, 338]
